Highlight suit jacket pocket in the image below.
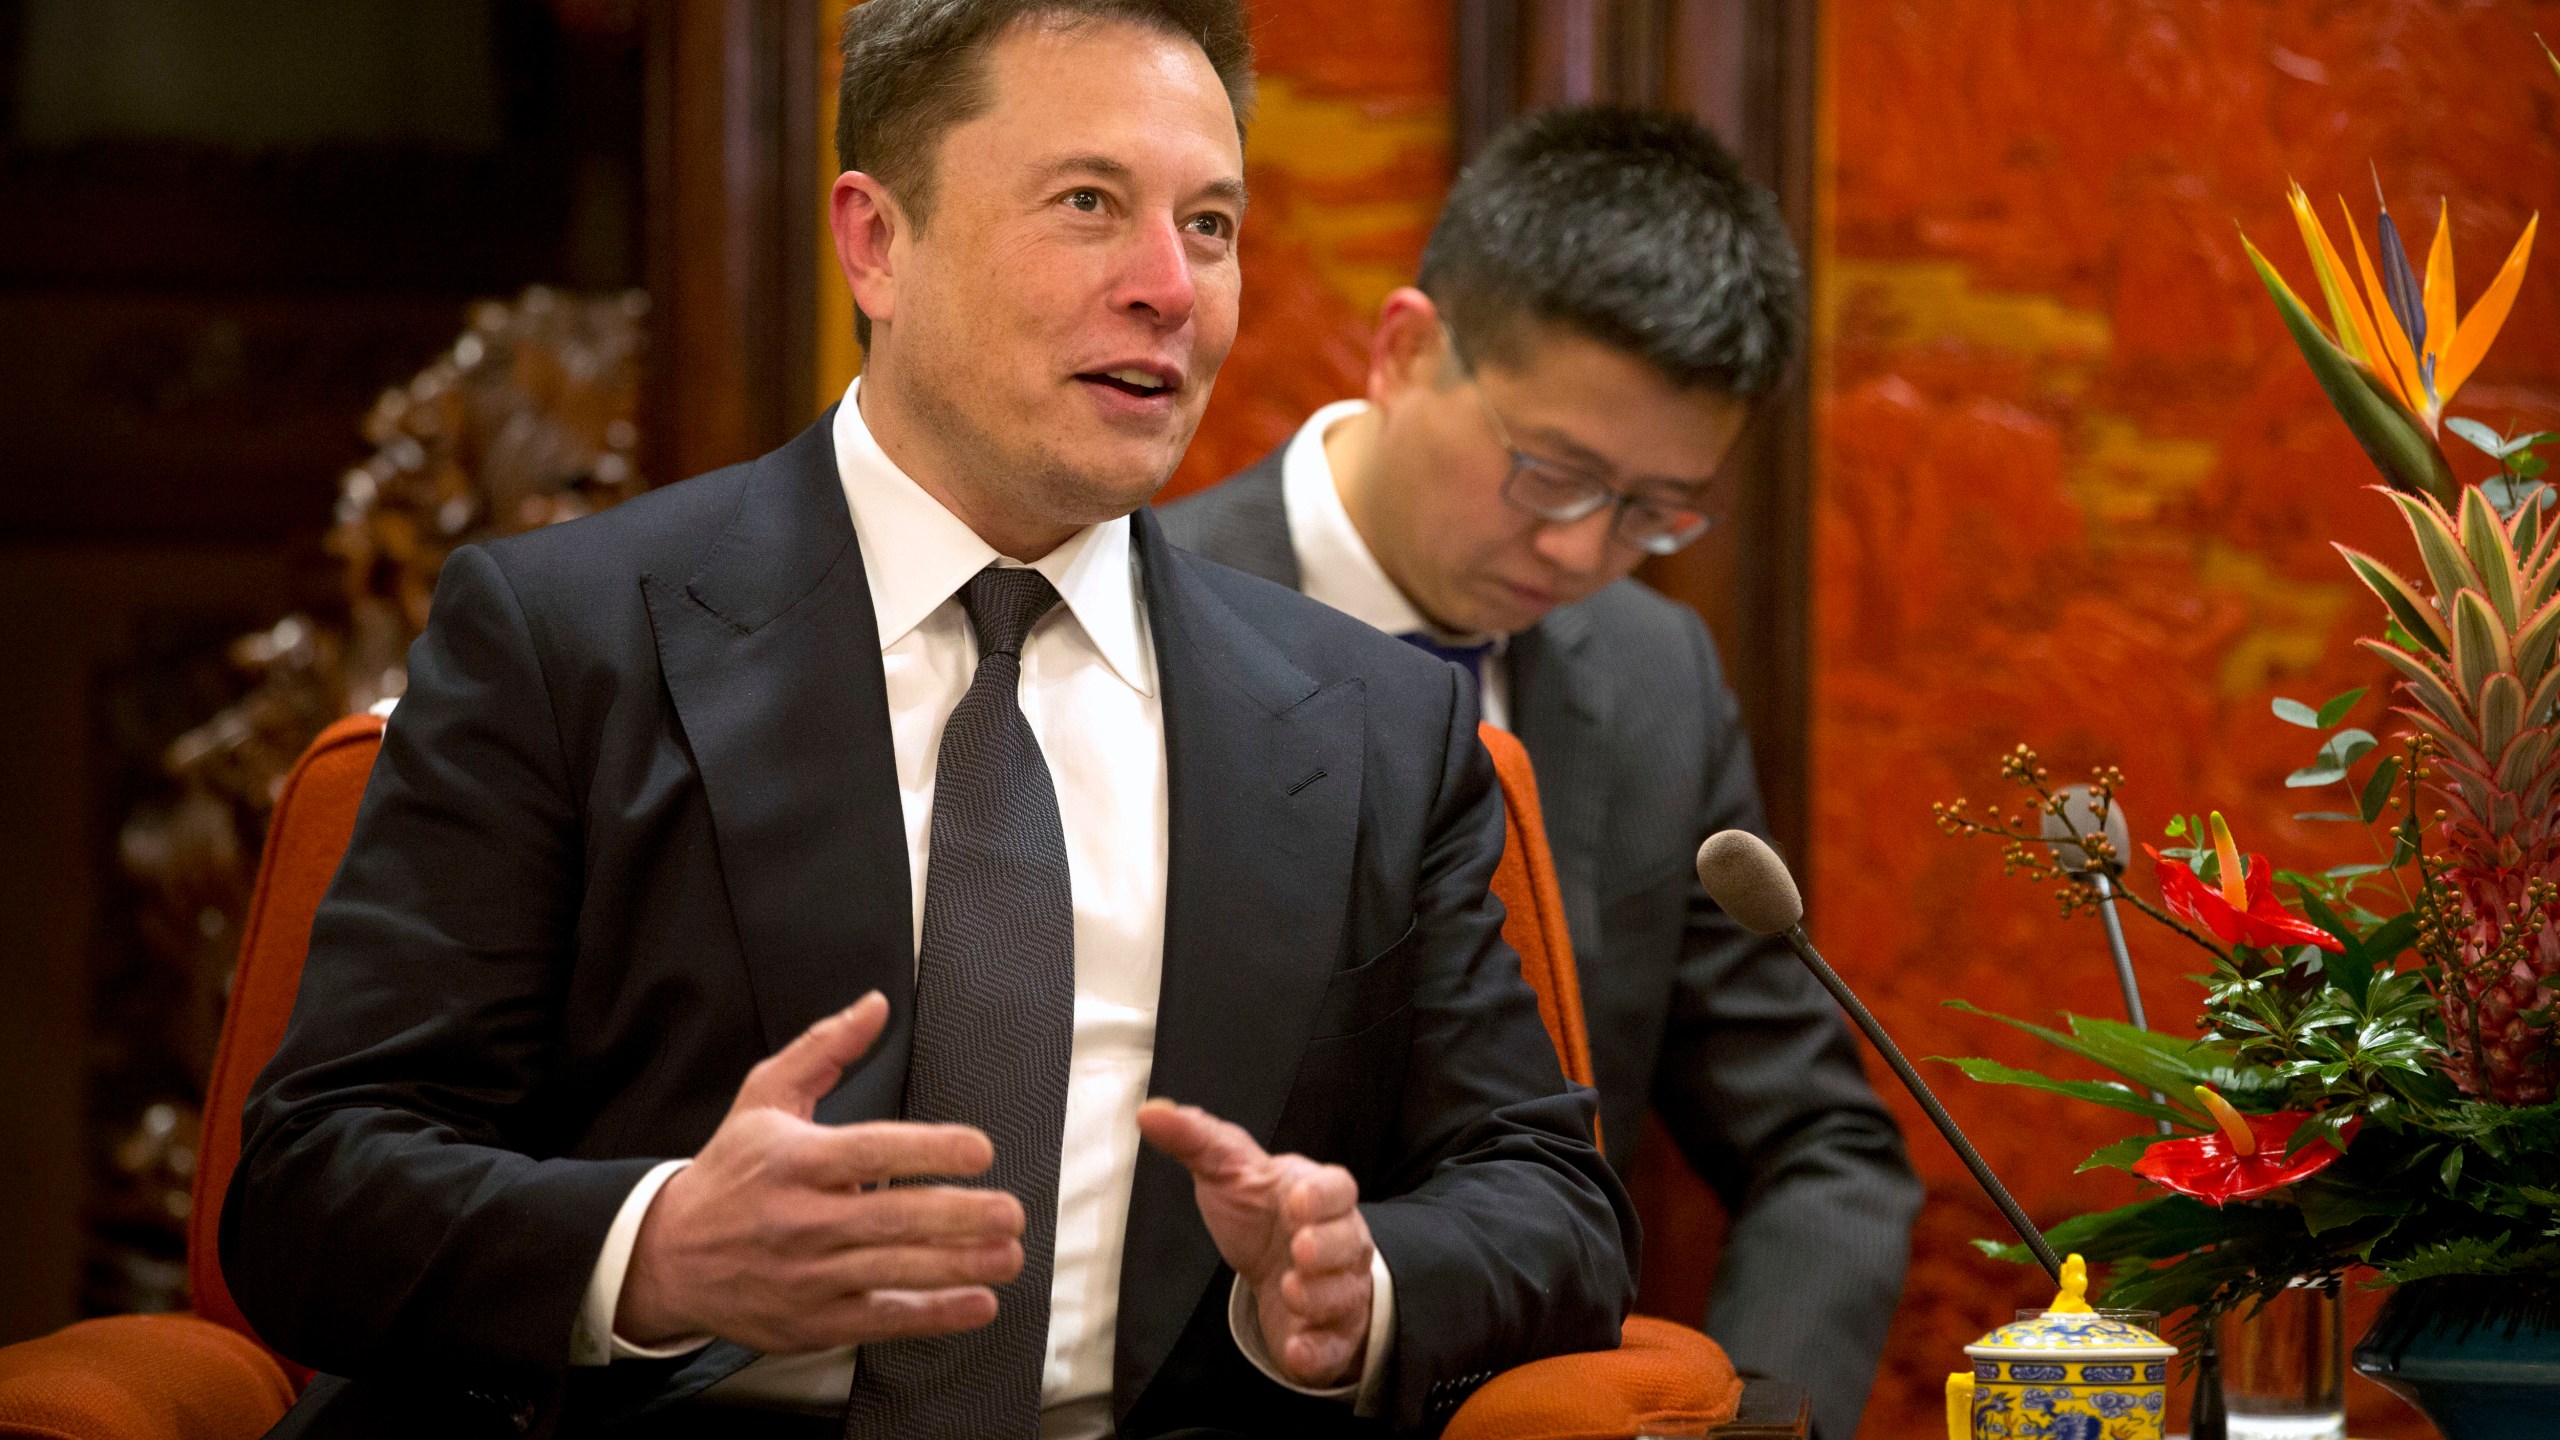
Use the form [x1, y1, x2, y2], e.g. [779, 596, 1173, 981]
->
[1306, 921, 1420, 1040]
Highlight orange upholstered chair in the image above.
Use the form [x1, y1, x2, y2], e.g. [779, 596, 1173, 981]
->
[0, 713, 380, 1440]
[0, 714, 1745, 1440]
[1446, 725, 1742, 1440]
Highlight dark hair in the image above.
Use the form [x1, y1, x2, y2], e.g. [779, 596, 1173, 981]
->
[1418, 106, 1802, 396]
[836, 0, 1254, 226]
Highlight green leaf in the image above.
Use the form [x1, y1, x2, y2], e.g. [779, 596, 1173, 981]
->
[1932, 1055, 2201, 1127]
[2317, 688, 2369, 727]
[2360, 756, 2404, 822]
[2441, 1146, 2466, 1189]
[2295, 811, 2363, 822]
[2325, 862, 2389, 879]
[2164, 816, 2188, 838]
[2323, 728, 2379, 767]
[2077, 1132, 2187, 1173]
[2289, 763, 2348, 788]
[2449, 416, 2508, 456]
[2521, 455, 2550, 480]
[2295, 1173, 2414, 1235]
[2273, 696, 2323, 728]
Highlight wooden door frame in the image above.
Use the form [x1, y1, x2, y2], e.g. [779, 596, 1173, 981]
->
[641, 0, 824, 486]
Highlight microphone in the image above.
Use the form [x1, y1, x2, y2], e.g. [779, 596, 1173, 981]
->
[2041, 786, 2147, 1032]
[2042, 787, 2171, 1135]
[1695, 829, 2064, 1283]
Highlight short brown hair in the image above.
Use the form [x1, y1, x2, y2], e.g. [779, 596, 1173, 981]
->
[836, 0, 1254, 226]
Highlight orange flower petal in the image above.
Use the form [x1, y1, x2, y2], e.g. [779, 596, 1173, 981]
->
[2424, 198, 2458, 404]
[2345, 201, 2425, 413]
[2438, 214, 2537, 407]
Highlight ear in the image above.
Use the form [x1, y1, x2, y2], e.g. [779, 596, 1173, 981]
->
[1365, 287, 1450, 410]
[831, 171, 905, 332]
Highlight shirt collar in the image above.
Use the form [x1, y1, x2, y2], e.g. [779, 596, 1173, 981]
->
[1280, 399, 1506, 654]
[833, 378, 1155, 696]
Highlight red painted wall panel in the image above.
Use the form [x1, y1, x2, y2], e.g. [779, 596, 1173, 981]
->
[1161, 0, 1452, 497]
[1819, 4, 2560, 1436]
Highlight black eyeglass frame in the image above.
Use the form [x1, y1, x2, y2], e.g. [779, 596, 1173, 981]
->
[1443, 326, 1718, 557]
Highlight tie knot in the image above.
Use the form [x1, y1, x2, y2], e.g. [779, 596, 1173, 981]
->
[959, 566, 1061, 659]
[1395, 630, 1495, 678]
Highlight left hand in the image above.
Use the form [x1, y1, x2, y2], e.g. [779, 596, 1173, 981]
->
[1136, 1099, 1376, 1387]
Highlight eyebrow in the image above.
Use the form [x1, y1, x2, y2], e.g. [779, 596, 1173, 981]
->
[1518, 422, 1717, 497]
[1032, 153, 1248, 210]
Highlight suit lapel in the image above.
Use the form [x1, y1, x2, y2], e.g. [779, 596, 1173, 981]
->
[1509, 608, 1611, 969]
[1113, 511, 1364, 1420]
[641, 413, 917, 1125]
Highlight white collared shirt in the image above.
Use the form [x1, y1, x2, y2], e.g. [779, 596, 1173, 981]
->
[1281, 400, 1510, 729]
[572, 379, 1389, 1435]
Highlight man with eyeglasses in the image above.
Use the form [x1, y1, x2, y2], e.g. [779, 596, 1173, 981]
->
[1160, 106, 1920, 1440]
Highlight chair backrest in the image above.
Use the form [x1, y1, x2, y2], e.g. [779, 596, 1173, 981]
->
[189, 713, 384, 1352]
[1478, 724, 1596, 1096]
[180, 715, 1600, 1341]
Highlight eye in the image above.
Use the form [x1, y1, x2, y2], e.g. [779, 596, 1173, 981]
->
[1185, 212, 1233, 240]
[1063, 188, 1104, 213]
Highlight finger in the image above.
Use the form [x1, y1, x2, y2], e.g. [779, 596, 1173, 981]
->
[1288, 1214, 1372, 1276]
[819, 1185, 1024, 1246]
[1136, 1099, 1267, 1181]
[1279, 1268, 1372, 1325]
[1282, 1329, 1361, 1386]
[791, 1122, 998, 1187]
[775, 1287, 1001, 1352]
[733, 992, 890, 1119]
[820, 1239, 1024, 1292]
[1280, 1166, 1359, 1229]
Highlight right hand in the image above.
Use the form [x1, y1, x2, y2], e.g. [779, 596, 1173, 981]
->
[617, 992, 1024, 1353]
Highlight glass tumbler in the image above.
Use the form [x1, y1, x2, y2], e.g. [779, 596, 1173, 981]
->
[2216, 1279, 2345, 1440]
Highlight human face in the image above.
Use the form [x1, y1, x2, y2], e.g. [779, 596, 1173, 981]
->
[1351, 299, 1750, 635]
[833, 17, 1245, 556]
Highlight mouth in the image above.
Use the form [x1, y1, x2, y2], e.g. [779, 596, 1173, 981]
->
[1074, 363, 1183, 405]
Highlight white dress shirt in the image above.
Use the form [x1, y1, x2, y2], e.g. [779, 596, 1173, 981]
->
[1281, 400, 1510, 729]
[571, 379, 1390, 1434]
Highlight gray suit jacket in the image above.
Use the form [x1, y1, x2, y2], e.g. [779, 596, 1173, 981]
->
[1159, 451, 1922, 1440]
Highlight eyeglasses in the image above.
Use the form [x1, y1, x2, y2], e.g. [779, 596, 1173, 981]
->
[1447, 331, 1717, 557]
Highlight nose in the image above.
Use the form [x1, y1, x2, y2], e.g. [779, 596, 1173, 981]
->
[1112, 215, 1196, 330]
[1531, 503, 1620, 578]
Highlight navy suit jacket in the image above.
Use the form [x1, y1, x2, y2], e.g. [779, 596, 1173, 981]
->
[1160, 451, 1921, 1440]
[225, 415, 1636, 1438]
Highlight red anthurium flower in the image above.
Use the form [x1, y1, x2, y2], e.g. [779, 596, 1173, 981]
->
[2146, 846, 2344, 953]
[2133, 1089, 2360, 1206]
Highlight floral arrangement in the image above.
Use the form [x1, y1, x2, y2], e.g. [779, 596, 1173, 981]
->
[1928, 114, 2560, 1332]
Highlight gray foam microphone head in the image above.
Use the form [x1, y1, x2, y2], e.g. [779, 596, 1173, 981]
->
[1694, 830, 1805, 936]
[2041, 785, 2131, 879]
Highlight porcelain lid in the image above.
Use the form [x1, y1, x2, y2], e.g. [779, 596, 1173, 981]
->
[1965, 1253, 2176, 1360]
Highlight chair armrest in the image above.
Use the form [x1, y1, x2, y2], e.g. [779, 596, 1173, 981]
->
[0, 1314, 294, 1440]
[1445, 1315, 1742, 1440]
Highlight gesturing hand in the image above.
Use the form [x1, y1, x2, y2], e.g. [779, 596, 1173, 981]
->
[617, 992, 1025, 1354]
[1136, 1099, 1376, 1388]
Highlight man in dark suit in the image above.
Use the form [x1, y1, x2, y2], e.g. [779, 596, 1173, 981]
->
[223, 4, 1632, 1437]
[1159, 108, 1921, 1440]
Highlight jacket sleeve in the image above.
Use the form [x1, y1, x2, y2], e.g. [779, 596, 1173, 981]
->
[1647, 612, 1923, 1440]
[1362, 663, 1641, 1433]
[221, 544, 658, 1402]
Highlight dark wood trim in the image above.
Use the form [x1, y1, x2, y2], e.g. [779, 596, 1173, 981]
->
[642, 0, 822, 487]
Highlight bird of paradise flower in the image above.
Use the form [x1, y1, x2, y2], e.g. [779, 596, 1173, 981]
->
[2242, 180, 2535, 507]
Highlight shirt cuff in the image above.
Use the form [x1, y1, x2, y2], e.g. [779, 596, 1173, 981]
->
[1225, 1247, 1396, 1416]
[571, 1158, 712, 1364]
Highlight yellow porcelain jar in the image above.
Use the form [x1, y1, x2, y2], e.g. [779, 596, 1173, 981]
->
[1946, 1255, 2176, 1440]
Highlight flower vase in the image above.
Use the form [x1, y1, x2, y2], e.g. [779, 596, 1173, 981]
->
[2349, 1277, 2560, 1440]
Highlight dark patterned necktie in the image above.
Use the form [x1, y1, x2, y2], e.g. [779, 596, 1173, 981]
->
[846, 567, 1075, 1440]
[1395, 630, 1497, 722]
